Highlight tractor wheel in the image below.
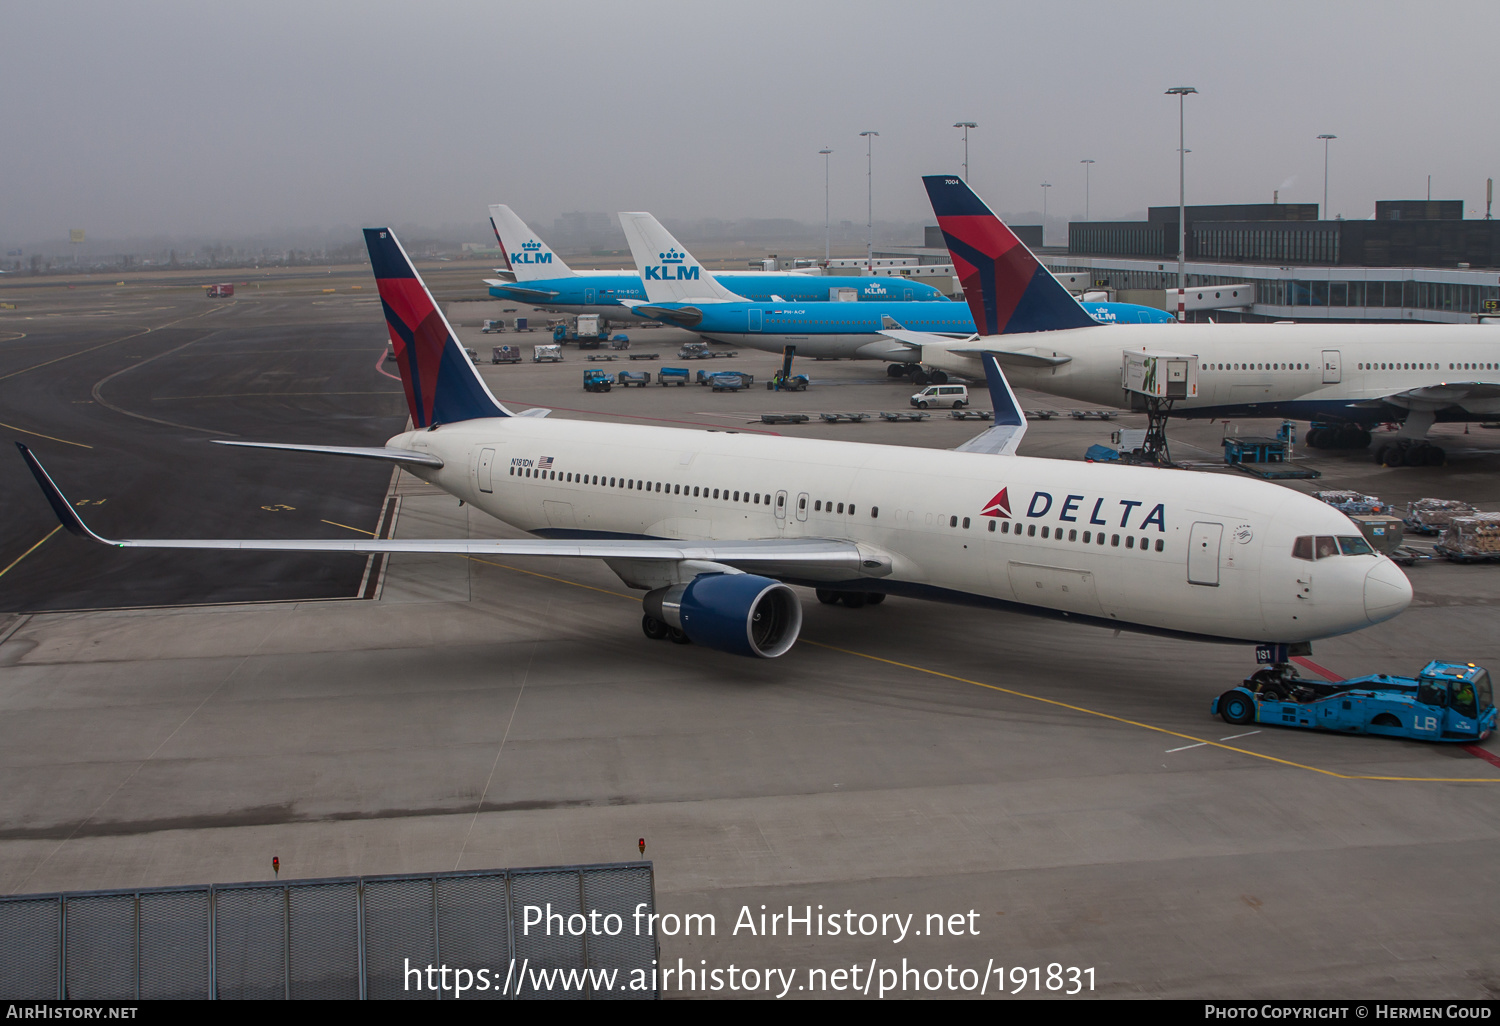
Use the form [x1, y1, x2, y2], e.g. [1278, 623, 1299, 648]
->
[1219, 690, 1256, 725]
[816, 589, 839, 605]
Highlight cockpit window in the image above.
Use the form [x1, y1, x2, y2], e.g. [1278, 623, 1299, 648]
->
[1292, 536, 1314, 561]
[1338, 535, 1374, 556]
[1314, 536, 1339, 559]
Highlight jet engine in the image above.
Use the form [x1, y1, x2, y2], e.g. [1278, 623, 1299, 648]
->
[643, 573, 802, 658]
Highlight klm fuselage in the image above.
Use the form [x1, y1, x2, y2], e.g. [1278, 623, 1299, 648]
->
[389, 415, 1407, 644]
[649, 300, 1171, 360]
[488, 271, 948, 320]
[923, 322, 1500, 422]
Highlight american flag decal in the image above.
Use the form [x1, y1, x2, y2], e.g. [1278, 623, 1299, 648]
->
[538, 456, 554, 470]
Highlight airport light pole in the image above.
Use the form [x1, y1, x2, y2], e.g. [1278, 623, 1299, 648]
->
[1080, 159, 1095, 220]
[1165, 86, 1197, 312]
[1040, 182, 1051, 218]
[1318, 134, 1336, 218]
[819, 147, 832, 262]
[954, 122, 977, 182]
[860, 131, 879, 270]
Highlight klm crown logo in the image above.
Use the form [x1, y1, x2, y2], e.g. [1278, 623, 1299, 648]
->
[644, 247, 699, 281]
[511, 238, 552, 265]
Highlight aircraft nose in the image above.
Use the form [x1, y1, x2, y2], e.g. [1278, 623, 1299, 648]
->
[1364, 558, 1413, 624]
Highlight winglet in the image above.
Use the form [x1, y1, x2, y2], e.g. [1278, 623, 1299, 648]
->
[921, 175, 1098, 336]
[617, 212, 748, 304]
[15, 443, 116, 544]
[982, 352, 1025, 429]
[952, 353, 1028, 456]
[487, 204, 574, 280]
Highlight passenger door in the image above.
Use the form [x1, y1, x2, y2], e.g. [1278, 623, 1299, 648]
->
[1322, 349, 1342, 384]
[1188, 521, 1223, 586]
[584, 287, 596, 305]
[748, 308, 763, 332]
[795, 492, 809, 522]
[774, 489, 788, 531]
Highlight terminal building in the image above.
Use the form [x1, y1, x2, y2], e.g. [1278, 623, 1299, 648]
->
[878, 202, 1500, 323]
[1053, 200, 1500, 324]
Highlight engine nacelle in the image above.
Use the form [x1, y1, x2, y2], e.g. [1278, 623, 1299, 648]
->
[643, 573, 802, 658]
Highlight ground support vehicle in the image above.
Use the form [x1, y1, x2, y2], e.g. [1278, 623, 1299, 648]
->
[760, 413, 810, 425]
[627, 352, 658, 361]
[482, 320, 505, 333]
[950, 409, 993, 421]
[1084, 444, 1121, 462]
[532, 345, 563, 363]
[678, 343, 738, 359]
[767, 372, 809, 392]
[658, 367, 689, 386]
[463, 348, 479, 363]
[709, 372, 751, 392]
[1069, 410, 1115, 421]
[1313, 490, 1387, 516]
[585, 354, 618, 363]
[1435, 514, 1500, 562]
[819, 413, 870, 423]
[1213, 660, 1495, 742]
[609, 337, 631, 350]
[207, 283, 234, 298]
[1406, 498, 1478, 535]
[583, 369, 612, 393]
[879, 411, 928, 422]
[617, 370, 651, 387]
[910, 384, 969, 409]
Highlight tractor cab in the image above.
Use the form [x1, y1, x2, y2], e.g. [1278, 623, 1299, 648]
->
[1414, 661, 1494, 737]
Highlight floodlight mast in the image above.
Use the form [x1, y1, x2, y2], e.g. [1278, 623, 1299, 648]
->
[860, 131, 879, 271]
[1165, 86, 1198, 315]
[953, 122, 977, 182]
[819, 147, 832, 262]
[1318, 134, 1337, 218]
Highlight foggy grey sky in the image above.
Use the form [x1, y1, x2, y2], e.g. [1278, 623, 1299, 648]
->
[5, 0, 1499, 248]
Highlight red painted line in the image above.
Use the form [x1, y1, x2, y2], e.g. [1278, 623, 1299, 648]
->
[1460, 744, 1500, 769]
[374, 347, 402, 382]
[1291, 655, 1343, 681]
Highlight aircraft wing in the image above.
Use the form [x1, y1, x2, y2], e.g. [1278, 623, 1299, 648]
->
[618, 300, 704, 328]
[17, 444, 885, 581]
[952, 353, 1027, 457]
[1343, 381, 1500, 412]
[483, 280, 561, 303]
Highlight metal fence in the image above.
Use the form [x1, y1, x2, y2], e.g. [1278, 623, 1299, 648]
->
[0, 861, 657, 1000]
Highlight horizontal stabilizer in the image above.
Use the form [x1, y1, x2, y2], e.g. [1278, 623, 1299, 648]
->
[484, 280, 561, 303]
[211, 441, 444, 467]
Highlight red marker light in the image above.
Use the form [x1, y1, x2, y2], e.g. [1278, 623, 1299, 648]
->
[638, 838, 646, 856]
[272, 856, 279, 877]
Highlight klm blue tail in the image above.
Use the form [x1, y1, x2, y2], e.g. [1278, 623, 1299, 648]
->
[364, 227, 510, 427]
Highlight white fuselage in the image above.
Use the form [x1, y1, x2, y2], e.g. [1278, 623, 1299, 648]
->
[922, 322, 1500, 416]
[391, 415, 1408, 644]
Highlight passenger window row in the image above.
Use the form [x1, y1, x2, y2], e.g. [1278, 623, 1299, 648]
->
[1202, 362, 1310, 371]
[509, 466, 774, 505]
[1292, 535, 1374, 560]
[1356, 362, 1448, 371]
[986, 518, 1165, 552]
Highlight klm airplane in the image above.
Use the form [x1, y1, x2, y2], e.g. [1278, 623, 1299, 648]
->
[483, 204, 947, 321]
[616, 212, 1174, 380]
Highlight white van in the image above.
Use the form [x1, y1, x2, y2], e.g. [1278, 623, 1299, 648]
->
[910, 384, 969, 409]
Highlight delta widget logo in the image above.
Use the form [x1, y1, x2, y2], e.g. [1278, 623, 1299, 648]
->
[981, 487, 1011, 518]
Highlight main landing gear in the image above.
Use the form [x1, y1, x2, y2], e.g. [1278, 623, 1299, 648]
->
[887, 363, 947, 386]
[641, 614, 691, 644]
[1303, 423, 1372, 451]
[1374, 438, 1445, 467]
[816, 589, 886, 608]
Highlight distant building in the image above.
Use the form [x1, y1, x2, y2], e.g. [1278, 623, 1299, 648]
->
[1057, 200, 1500, 323]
